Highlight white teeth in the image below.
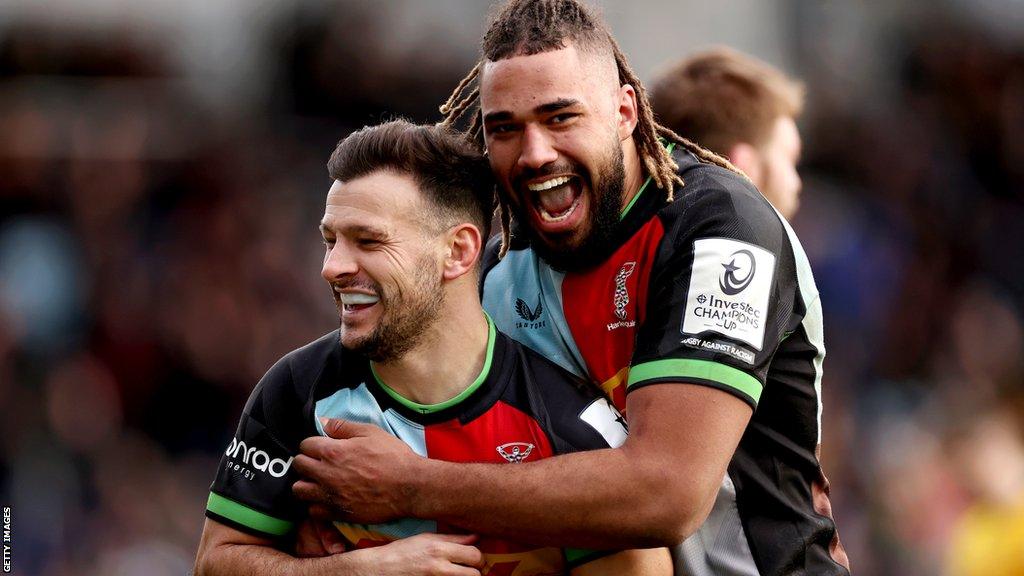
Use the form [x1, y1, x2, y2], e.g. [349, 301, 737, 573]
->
[339, 293, 379, 305]
[527, 176, 571, 192]
[538, 195, 581, 222]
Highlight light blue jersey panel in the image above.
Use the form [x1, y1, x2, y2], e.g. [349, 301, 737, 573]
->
[482, 249, 588, 378]
[314, 383, 437, 539]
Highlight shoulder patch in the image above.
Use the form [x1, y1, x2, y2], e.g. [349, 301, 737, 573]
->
[681, 238, 776, 351]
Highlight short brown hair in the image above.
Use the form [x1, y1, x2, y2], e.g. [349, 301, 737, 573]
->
[650, 47, 805, 155]
[328, 120, 494, 238]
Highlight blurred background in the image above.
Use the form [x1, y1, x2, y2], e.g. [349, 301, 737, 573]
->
[1, 0, 1023, 574]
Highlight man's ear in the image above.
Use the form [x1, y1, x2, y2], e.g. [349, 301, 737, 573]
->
[728, 142, 763, 186]
[617, 83, 639, 141]
[443, 223, 483, 281]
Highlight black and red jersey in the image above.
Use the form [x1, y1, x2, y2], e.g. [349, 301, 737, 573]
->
[205, 319, 627, 575]
[481, 145, 848, 576]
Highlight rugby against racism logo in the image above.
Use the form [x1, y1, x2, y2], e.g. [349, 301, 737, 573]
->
[496, 442, 535, 463]
[681, 238, 776, 351]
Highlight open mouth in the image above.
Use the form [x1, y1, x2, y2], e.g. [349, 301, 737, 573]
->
[526, 175, 583, 225]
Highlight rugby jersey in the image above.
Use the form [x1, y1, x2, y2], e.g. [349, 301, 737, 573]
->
[206, 318, 627, 575]
[481, 145, 849, 576]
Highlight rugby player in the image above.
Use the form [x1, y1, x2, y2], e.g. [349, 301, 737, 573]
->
[650, 47, 805, 219]
[193, 120, 670, 576]
[293, 1, 850, 575]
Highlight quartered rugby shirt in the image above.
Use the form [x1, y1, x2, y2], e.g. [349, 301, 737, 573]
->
[481, 146, 848, 576]
[206, 318, 628, 576]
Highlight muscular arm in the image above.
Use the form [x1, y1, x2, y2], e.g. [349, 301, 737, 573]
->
[294, 383, 751, 549]
[193, 518, 484, 576]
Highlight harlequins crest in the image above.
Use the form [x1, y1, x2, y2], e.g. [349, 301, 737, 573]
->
[613, 262, 637, 320]
[496, 442, 535, 463]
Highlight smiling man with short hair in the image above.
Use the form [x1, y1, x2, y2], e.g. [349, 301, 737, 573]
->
[193, 120, 669, 576]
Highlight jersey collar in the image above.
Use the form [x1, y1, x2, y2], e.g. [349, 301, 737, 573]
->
[369, 314, 497, 416]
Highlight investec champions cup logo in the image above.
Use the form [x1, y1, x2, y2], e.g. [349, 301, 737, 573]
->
[225, 437, 293, 479]
[719, 250, 756, 295]
[682, 238, 775, 351]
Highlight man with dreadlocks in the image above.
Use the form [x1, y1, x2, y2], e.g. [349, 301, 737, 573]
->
[294, 1, 850, 575]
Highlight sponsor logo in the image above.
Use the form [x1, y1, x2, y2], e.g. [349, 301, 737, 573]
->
[719, 250, 756, 295]
[691, 294, 762, 330]
[496, 442, 535, 463]
[225, 437, 293, 479]
[514, 295, 547, 329]
[682, 238, 775, 350]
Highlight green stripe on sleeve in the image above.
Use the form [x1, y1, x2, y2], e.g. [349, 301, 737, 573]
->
[627, 359, 763, 403]
[206, 493, 295, 536]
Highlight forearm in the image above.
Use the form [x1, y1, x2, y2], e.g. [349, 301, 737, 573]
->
[298, 385, 747, 550]
[401, 386, 749, 549]
[410, 445, 705, 549]
[195, 536, 372, 576]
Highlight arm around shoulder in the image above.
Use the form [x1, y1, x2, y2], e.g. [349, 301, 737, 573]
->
[615, 382, 752, 544]
[194, 517, 485, 576]
[193, 518, 341, 576]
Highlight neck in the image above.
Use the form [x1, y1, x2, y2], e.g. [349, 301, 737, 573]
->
[620, 137, 645, 211]
[372, 294, 490, 407]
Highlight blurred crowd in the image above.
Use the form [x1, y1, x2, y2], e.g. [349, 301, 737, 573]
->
[1, 3, 1022, 575]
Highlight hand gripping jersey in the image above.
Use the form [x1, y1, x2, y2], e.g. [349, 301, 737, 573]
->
[206, 318, 626, 576]
[481, 146, 849, 576]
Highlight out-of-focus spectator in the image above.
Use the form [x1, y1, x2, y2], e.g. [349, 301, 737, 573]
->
[650, 47, 805, 218]
[946, 405, 1024, 576]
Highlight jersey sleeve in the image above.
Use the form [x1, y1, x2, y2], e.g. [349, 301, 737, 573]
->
[205, 356, 309, 539]
[627, 166, 797, 408]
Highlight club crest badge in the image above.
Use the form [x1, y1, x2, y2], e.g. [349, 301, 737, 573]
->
[496, 442, 535, 463]
[613, 262, 636, 321]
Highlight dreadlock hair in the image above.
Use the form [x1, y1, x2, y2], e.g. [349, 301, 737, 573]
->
[439, 0, 743, 257]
